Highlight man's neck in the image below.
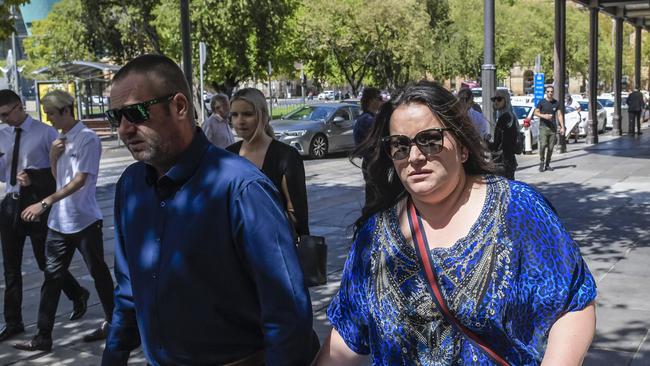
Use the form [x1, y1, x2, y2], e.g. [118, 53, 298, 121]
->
[61, 119, 78, 134]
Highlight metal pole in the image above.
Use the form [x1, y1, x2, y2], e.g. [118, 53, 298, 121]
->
[10, 7, 19, 95]
[613, 17, 623, 136]
[482, 0, 496, 134]
[587, 5, 598, 144]
[268, 61, 273, 118]
[180, 0, 193, 94]
[635, 26, 642, 89]
[554, 0, 567, 153]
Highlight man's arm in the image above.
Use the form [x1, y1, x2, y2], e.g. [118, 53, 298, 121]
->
[20, 172, 87, 222]
[102, 178, 141, 366]
[232, 179, 314, 365]
[556, 109, 565, 135]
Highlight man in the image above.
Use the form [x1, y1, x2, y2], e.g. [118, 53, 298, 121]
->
[101, 54, 315, 365]
[353, 87, 383, 146]
[627, 88, 644, 135]
[534, 86, 566, 172]
[0, 90, 88, 344]
[457, 88, 490, 140]
[201, 93, 235, 148]
[14, 90, 114, 352]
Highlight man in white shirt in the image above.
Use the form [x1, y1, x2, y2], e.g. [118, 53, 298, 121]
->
[0, 90, 88, 343]
[14, 90, 114, 352]
[201, 93, 235, 148]
[457, 88, 491, 140]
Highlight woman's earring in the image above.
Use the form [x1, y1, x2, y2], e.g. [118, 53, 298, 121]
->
[387, 166, 395, 183]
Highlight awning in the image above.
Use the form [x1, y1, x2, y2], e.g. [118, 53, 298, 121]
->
[32, 61, 121, 79]
[574, 0, 650, 29]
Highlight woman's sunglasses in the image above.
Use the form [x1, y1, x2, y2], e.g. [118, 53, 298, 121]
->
[490, 96, 504, 102]
[105, 93, 176, 127]
[382, 128, 450, 160]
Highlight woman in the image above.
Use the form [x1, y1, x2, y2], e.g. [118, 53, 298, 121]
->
[226, 88, 309, 236]
[490, 89, 518, 180]
[317, 83, 596, 365]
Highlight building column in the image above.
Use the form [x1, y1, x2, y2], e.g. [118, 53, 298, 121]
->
[587, 4, 599, 144]
[613, 16, 623, 136]
[635, 25, 642, 89]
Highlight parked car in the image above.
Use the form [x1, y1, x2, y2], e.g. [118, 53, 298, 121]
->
[576, 99, 607, 134]
[512, 102, 539, 145]
[270, 103, 361, 158]
[317, 90, 335, 100]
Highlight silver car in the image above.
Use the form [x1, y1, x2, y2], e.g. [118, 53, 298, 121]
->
[270, 103, 361, 158]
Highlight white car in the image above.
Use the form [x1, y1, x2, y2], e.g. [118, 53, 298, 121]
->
[512, 102, 539, 145]
[575, 99, 607, 134]
[317, 90, 335, 100]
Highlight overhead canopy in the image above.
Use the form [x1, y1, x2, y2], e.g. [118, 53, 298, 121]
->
[32, 61, 121, 79]
[574, 0, 650, 29]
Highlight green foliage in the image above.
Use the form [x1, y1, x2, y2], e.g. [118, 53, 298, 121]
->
[0, 0, 28, 40]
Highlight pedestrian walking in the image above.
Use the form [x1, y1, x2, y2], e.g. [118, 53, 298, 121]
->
[534, 86, 566, 172]
[226, 88, 309, 236]
[14, 90, 114, 352]
[353, 87, 384, 207]
[0, 90, 89, 344]
[202, 93, 235, 148]
[316, 82, 596, 365]
[102, 54, 316, 365]
[627, 88, 644, 135]
[457, 88, 490, 141]
[490, 89, 519, 180]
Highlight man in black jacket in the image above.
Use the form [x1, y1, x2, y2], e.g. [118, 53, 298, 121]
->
[627, 89, 644, 135]
[0, 89, 88, 343]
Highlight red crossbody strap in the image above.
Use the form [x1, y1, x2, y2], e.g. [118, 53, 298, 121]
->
[406, 199, 510, 366]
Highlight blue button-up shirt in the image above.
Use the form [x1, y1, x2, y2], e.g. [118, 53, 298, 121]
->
[103, 130, 314, 365]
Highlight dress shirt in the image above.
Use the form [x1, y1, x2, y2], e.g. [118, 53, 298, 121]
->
[0, 116, 57, 193]
[201, 114, 235, 148]
[468, 108, 491, 140]
[353, 111, 375, 146]
[103, 129, 314, 366]
[47, 122, 102, 234]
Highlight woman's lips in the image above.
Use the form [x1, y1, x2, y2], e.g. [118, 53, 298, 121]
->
[408, 170, 432, 178]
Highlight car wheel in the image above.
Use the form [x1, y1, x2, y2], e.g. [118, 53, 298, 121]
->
[309, 134, 328, 159]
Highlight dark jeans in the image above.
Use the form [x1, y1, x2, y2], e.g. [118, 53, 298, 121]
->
[0, 196, 83, 326]
[37, 220, 114, 336]
[629, 111, 641, 134]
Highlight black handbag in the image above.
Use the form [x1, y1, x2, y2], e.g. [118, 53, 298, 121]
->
[296, 234, 328, 287]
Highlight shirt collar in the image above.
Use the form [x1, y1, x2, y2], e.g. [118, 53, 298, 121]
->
[145, 127, 210, 190]
[15, 115, 34, 132]
[61, 121, 84, 140]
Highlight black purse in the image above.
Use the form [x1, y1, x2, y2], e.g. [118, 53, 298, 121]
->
[296, 234, 328, 287]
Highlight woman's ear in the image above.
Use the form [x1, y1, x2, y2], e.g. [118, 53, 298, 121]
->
[460, 146, 469, 163]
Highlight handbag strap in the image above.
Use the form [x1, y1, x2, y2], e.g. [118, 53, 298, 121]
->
[406, 198, 510, 366]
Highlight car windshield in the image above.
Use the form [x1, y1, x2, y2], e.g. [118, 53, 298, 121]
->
[512, 105, 532, 119]
[578, 101, 589, 111]
[598, 99, 614, 107]
[283, 106, 335, 121]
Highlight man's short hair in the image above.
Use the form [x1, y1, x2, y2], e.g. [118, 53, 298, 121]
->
[41, 90, 75, 116]
[210, 93, 229, 112]
[0, 89, 21, 108]
[545, 86, 554, 92]
[112, 54, 194, 120]
[457, 88, 474, 104]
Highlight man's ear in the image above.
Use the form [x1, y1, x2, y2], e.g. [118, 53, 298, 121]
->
[173, 93, 190, 119]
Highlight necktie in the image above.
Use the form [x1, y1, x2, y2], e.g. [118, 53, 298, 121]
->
[9, 127, 22, 186]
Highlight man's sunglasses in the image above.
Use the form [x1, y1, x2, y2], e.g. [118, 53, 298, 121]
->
[490, 96, 504, 102]
[105, 93, 176, 127]
[382, 128, 451, 160]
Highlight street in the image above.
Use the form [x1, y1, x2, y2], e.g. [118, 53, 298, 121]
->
[0, 124, 649, 365]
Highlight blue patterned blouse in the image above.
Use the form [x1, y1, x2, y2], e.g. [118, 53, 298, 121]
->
[328, 175, 597, 365]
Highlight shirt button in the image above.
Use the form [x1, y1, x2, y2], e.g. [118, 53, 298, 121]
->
[160, 201, 166, 207]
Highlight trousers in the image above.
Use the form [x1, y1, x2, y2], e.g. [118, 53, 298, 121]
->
[538, 126, 557, 166]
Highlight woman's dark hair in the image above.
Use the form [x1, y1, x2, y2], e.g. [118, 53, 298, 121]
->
[360, 87, 381, 113]
[350, 81, 496, 235]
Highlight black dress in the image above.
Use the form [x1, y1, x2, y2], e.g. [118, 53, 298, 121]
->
[227, 139, 310, 236]
[490, 111, 518, 180]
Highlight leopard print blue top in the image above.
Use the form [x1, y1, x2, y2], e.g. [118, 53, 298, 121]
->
[328, 175, 597, 365]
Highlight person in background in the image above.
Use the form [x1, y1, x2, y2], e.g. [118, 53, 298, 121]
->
[627, 88, 644, 135]
[316, 82, 596, 365]
[457, 88, 490, 141]
[202, 93, 235, 148]
[15, 90, 114, 352]
[226, 88, 310, 237]
[534, 85, 565, 172]
[0, 90, 88, 344]
[353, 87, 383, 146]
[489, 89, 519, 180]
[102, 54, 315, 365]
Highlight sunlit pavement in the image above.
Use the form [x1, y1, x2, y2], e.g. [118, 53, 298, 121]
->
[1, 123, 649, 365]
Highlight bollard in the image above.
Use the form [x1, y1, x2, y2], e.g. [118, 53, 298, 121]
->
[524, 126, 533, 154]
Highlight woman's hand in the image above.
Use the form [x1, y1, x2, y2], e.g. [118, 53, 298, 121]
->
[542, 302, 596, 366]
[314, 329, 367, 366]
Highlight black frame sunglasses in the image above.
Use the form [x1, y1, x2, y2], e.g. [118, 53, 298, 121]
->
[490, 96, 504, 102]
[105, 93, 176, 127]
[382, 128, 451, 160]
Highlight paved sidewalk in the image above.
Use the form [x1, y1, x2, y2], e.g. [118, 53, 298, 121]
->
[0, 124, 649, 364]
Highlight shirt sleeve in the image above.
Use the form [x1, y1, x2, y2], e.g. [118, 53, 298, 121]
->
[76, 133, 101, 176]
[102, 178, 141, 366]
[509, 183, 597, 330]
[230, 178, 314, 366]
[327, 219, 373, 355]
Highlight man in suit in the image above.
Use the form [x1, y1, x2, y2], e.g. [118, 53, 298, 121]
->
[627, 88, 644, 135]
[0, 89, 88, 343]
